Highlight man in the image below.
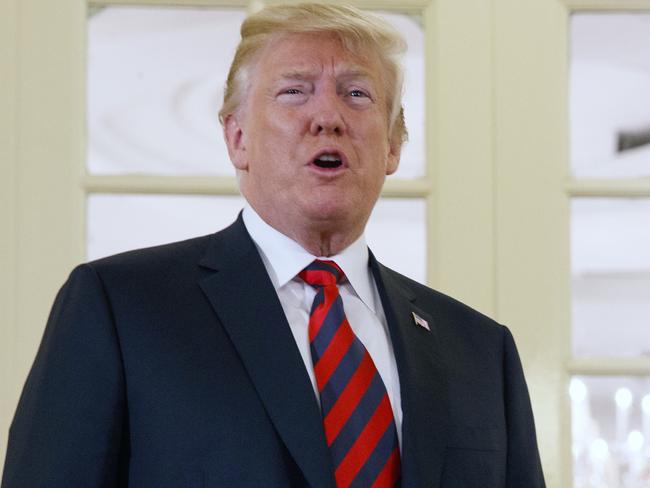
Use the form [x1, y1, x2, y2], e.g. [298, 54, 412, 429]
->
[3, 4, 545, 487]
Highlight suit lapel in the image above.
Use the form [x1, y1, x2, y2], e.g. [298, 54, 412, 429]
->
[198, 217, 335, 488]
[370, 255, 448, 488]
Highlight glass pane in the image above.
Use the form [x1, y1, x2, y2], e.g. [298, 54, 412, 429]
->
[374, 11, 426, 179]
[87, 7, 426, 179]
[366, 198, 426, 284]
[87, 6, 246, 176]
[571, 376, 650, 488]
[86, 194, 246, 260]
[570, 13, 650, 179]
[571, 199, 650, 357]
[87, 195, 426, 284]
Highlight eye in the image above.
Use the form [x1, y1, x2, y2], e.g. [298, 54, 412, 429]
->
[276, 86, 309, 104]
[282, 88, 303, 95]
[349, 89, 369, 98]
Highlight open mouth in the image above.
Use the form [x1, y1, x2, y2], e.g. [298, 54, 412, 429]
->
[313, 152, 344, 169]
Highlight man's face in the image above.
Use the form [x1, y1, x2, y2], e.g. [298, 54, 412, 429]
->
[224, 33, 400, 245]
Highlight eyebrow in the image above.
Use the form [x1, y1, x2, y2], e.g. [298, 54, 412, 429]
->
[278, 69, 317, 82]
[278, 66, 374, 82]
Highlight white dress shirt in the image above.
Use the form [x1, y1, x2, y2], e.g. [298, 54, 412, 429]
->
[242, 205, 403, 446]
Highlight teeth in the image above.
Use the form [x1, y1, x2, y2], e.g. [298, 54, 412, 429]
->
[318, 154, 341, 162]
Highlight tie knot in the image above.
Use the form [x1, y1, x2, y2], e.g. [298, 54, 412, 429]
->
[299, 260, 345, 287]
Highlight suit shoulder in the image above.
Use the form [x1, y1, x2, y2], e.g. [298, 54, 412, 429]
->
[62, 234, 221, 315]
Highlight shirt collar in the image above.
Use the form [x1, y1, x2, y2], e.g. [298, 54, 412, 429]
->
[242, 205, 377, 313]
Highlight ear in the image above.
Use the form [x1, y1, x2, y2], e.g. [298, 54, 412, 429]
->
[223, 113, 248, 171]
[385, 133, 401, 176]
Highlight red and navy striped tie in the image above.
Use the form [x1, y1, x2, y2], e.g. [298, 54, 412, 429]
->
[299, 260, 401, 488]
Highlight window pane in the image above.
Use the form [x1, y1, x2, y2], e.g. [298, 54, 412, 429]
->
[87, 195, 426, 284]
[570, 13, 650, 179]
[86, 194, 246, 260]
[366, 198, 427, 284]
[87, 6, 246, 176]
[87, 7, 426, 179]
[374, 11, 426, 179]
[571, 199, 650, 357]
[571, 376, 650, 488]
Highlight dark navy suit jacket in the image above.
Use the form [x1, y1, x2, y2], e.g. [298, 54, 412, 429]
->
[3, 215, 545, 487]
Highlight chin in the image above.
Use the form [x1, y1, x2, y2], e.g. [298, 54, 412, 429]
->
[301, 198, 346, 218]
[303, 201, 367, 230]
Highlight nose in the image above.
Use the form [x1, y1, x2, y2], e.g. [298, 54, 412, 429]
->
[308, 90, 347, 136]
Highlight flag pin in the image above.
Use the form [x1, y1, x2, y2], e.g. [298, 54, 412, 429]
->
[412, 312, 430, 331]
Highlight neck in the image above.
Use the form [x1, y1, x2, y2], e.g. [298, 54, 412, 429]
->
[287, 227, 360, 257]
[248, 204, 365, 257]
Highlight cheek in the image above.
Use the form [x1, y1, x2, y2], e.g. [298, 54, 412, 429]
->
[357, 117, 391, 148]
[248, 142, 295, 184]
[248, 118, 296, 160]
[366, 142, 392, 171]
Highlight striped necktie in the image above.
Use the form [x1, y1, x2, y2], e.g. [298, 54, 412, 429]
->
[299, 260, 401, 488]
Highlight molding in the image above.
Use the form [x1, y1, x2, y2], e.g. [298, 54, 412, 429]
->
[567, 178, 650, 197]
[81, 174, 432, 198]
[89, 0, 249, 7]
[568, 357, 650, 375]
[82, 174, 242, 195]
[266, 0, 430, 10]
[564, 0, 650, 10]
[382, 178, 431, 197]
[88, 0, 430, 11]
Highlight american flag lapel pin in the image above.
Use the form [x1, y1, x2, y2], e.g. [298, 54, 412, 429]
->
[412, 312, 430, 331]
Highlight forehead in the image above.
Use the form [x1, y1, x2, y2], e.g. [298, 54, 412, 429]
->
[254, 33, 384, 82]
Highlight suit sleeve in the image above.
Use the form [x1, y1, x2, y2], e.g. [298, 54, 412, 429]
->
[2, 264, 128, 487]
[502, 326, 546, 488]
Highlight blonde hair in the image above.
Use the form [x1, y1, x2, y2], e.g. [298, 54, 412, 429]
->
[219, 3, 408, 144]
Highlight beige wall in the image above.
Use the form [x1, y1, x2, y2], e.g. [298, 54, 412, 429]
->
[432, 1, 570, 484]
[0, 0, 86, 473]
[1, 0, 19, 471]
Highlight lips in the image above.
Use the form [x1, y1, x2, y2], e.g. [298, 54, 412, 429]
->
[311, 150, 347, 170]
